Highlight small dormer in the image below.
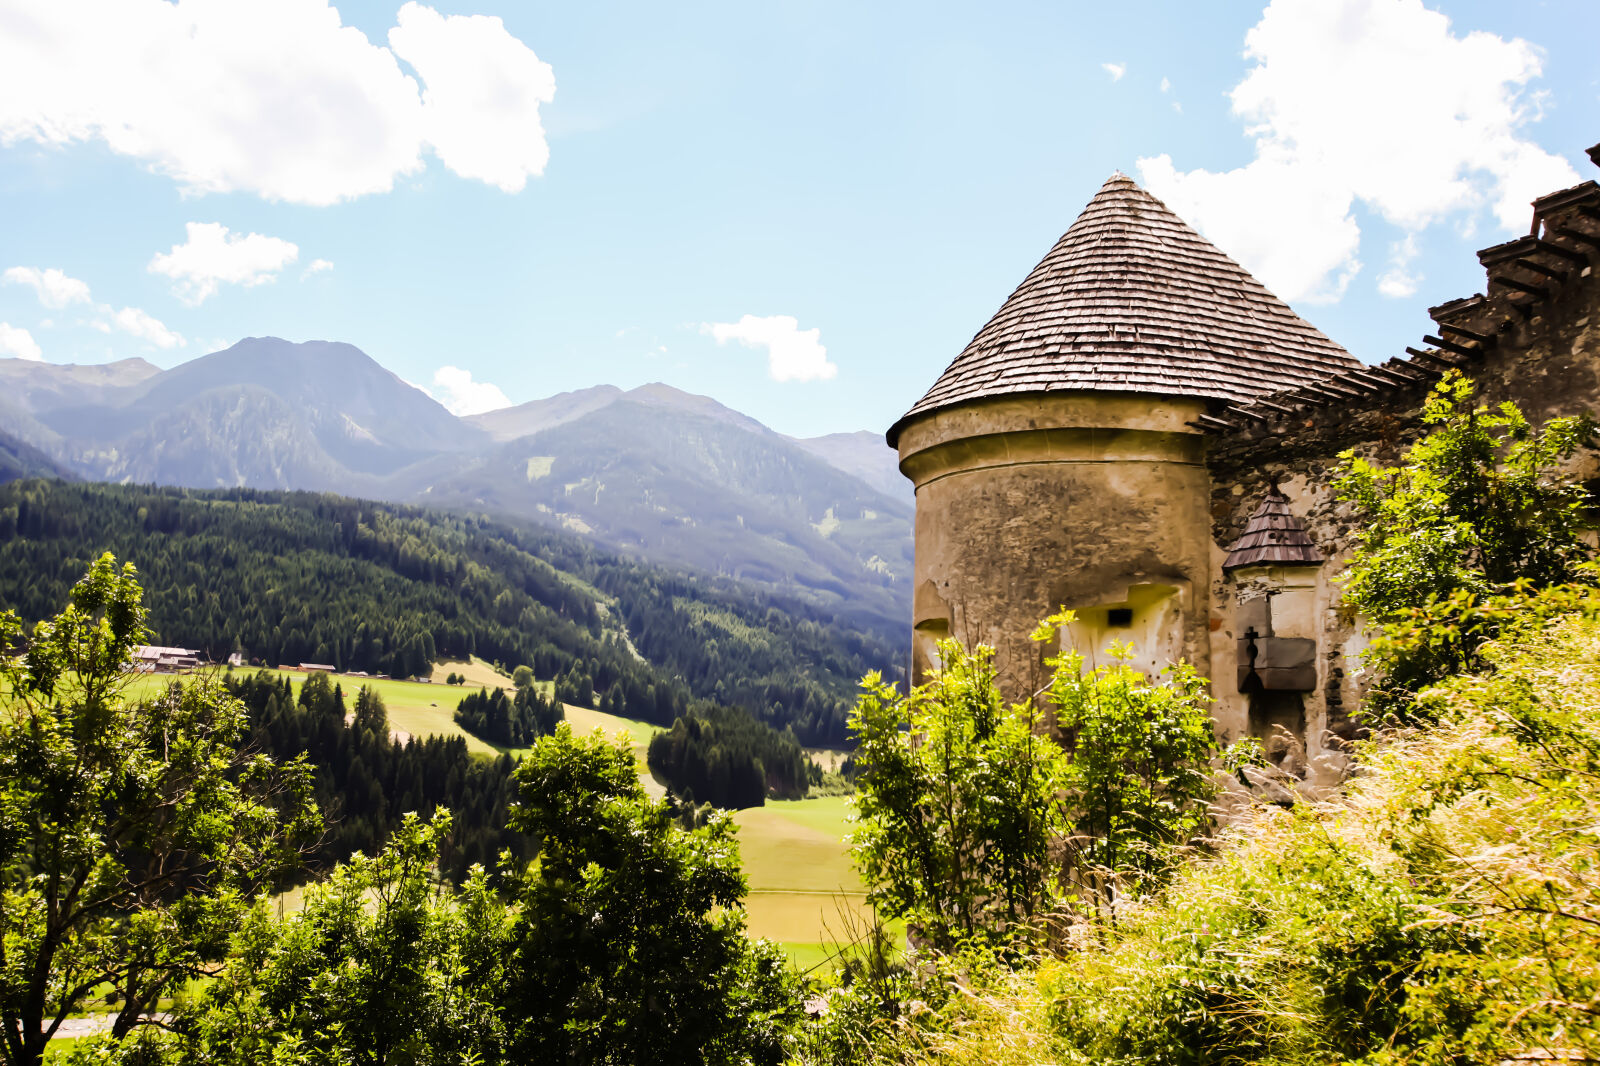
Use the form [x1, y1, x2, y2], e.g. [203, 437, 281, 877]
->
[1225, 487, 1324, 723]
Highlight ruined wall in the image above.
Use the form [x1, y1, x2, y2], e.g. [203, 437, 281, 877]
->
[1205, 213, 1600, 749]
[896, 393, 1214, 707]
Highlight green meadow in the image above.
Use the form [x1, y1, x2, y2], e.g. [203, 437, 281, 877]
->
[734, 795, 890, 970]
[122, 662, 876, 967]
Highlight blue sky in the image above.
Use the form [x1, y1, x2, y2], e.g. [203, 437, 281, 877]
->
[1, 0, 1595, 437]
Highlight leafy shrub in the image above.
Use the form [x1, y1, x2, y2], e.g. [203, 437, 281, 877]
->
[1334, 370, 1594, 720]
[849, 640, 1071, 952]
[1035, 612, 1219, 912]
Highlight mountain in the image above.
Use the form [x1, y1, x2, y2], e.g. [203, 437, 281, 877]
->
[0, 356, 160, 413]
[469, 385, 623, 441]
[788, 430, 910, 504]
[0, 426, 76, 484]
[0, 340, 913, 627]
[404, 386, 912, 627]
[29, 339, 483, 485]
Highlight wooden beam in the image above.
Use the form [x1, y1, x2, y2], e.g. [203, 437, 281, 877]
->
[1423, 334, 1480, 358]
[1309, 376, 1365, 397]
[1300, 382, 1355, 401]
[1406, 346, 1462, 370]
[1490, 274, 1548, 299]
[1438, 323, 1496, 344]
[1364, 365, 1424, 387]
[1282, 388, 1330, 407]
[1379, 361, 1435, 382]
[1194, 415, 1239, 432]
[1345, 369, 1398, 391]
[1533, 238, 1589, 266]
[1552, 225, 1600, 252]
[1512, 257, 1568, 282]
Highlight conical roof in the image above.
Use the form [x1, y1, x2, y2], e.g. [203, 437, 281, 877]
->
[1223, 487, 1323, 570]
[888, 174, 1359, 445]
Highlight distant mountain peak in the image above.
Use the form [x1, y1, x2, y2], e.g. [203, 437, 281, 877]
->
[467, 384, 624, 442]
[618, 383, 770, 435]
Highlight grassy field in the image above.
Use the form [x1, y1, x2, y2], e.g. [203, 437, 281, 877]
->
[734, 794, 889, 969]
[120, 664, 875, 967]
[124, 659, 552, 758]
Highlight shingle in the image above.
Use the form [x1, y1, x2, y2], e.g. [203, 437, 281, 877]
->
[1222, 488, 1323, 570]
[888, 173, 1361, 445]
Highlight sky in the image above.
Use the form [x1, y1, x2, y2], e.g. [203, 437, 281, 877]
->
[0, 0, 1595, 438]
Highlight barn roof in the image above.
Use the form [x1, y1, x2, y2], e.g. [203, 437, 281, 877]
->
[1223, 488, 1323, 570]
[888, 173, 1360, 446]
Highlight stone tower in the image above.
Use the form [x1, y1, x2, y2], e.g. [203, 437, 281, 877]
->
[887, 174, 1360, 705]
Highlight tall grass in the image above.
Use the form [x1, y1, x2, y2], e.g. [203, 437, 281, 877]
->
[802, 612, 1600, 1065]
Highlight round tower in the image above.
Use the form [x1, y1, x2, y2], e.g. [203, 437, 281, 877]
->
[888, 174, 1359, 705]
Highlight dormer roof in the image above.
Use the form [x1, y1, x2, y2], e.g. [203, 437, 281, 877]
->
[888, 173, 1360, 446]
[1223, 488, 1323, 570]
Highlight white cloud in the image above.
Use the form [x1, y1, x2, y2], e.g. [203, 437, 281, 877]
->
[1136, 0, 1579, 303]
[2, 266, 92, 308]
[1160, 77, 1172, 93]
[1102, 62, 1126, 82]
[302, 258, 335, 278]
[0, 0, 554, 206]
[431, 365, 510, 415]
[702, 314, 837, 383]
[388, 3, 556, 193]
[0, 323, 41, 360]
[1377, 234, 1421, 298]
[92, 306, 184, 349]
[148, 222, 300, 305]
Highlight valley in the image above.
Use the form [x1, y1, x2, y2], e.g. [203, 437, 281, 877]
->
[0, 338, 913, 630]
[124, 657, 872, 967]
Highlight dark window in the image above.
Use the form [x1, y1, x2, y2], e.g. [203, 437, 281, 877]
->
[1107, 607, 1133, 627]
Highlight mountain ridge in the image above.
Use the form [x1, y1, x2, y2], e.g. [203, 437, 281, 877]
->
[0, 338, 912, 630]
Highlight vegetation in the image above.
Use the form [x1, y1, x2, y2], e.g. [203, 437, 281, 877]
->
[501, 725, 798, 1064]
[0, 556, 318, 1066]
[0, 479, 899, 802]
[848, 641, 1071, 952]
[1335, 370, 1594, 720]
[807, 604, 1600, 1065]
[0, 563, 800, 1064]
[102, 728, 800, 1065]
[845, 621, 1219, 954]
[1039, 615, 1220, 912]
[453, 683, 563, 748]
[0, 479, 902, 746]
[648, 703, 811, 807]
[162, 811, 509, 1065]
[225, 670, 530, 883]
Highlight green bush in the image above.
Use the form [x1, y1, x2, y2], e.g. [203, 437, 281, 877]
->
[1334, 370, 1594, 720]
[849, 640, 1072, 952]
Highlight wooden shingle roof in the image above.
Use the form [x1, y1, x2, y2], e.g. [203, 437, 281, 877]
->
[1223, 488, 1323, 570]
[888, 174, 1360, 445]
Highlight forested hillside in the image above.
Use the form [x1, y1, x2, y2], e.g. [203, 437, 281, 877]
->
[227, 670, 530, 883]
[0, 340, 915, 628]
[0, 480, 904, 747]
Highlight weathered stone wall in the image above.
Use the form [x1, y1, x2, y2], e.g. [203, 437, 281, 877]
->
[896, 393, 1214, 707]
[1205, 250, 1600, 748]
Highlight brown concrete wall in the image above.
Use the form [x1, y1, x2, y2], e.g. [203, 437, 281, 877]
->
[896, 393, 1213, 707]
